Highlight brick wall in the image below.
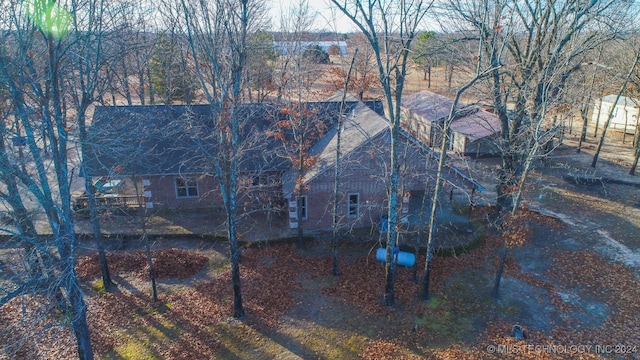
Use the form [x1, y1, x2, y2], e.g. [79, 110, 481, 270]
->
[300, 132, 441, 230]
[143, 171, 283, 209]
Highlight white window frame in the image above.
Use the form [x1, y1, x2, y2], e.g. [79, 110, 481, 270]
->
[348, 193, 359, 218]
[175, 177, 199, 198]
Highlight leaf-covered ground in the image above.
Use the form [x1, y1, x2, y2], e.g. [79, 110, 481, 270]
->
[2, 209, 640, 359]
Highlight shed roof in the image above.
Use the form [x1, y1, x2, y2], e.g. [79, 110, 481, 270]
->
[402, 91, 456, 122]
[402, 90, 501, 141]
[450, 108, 502, 141]
[601, 95, 640, 108]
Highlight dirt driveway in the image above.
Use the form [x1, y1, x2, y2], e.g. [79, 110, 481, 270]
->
[453, 124, 640, 276]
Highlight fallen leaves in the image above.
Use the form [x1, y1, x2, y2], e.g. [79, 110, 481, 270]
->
[76, 248, 208, 280]
[4, 208, 640, 359]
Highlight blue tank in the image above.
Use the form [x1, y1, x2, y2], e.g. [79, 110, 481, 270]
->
[376, 248, 415, 267]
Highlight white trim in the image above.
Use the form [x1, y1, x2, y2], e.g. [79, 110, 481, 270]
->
[175, 176, 199, 198]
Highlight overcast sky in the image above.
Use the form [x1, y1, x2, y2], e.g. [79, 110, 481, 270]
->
[269, 0, 356, 33]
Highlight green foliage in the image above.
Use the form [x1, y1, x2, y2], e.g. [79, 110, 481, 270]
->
[413, 31, 439, 69]
[303, 44, 330, 64]
[148, 36, 199, 104]
[246, 32, 278, 96]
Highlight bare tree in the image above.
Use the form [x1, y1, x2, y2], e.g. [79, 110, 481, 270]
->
[443, 0, 631, 296]
[177, 0, 267, 319]
[325, 37, 378, 100]
[576, 45, 605, 153]
[330, 0, 432, 306]
[0, 0, 110, 357]
[331, 50, 358, 276]
[347, 33, 379, 99]
[447, 0, 628, 211]
[592, 52, 640, 168]
[272, 0, 329, 248]
[246, 31, 278, 102]
[69, 0, 126, 294]
[421, 72, 492, 301]
[273, 0, 317, 102]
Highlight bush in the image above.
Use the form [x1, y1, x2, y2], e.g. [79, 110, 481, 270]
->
[303, 44, 330, 64]
[327, 44, 342, 55]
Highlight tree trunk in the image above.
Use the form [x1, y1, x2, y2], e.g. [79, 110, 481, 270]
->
[630, 124, 640, 175]
[593, 53, 639, 168]
[577, 67, 600, 152]
[421, 78, 480, 300]
[137, 64, 146, 105]
[78, 105, 115, 291]
[121, 56, 132, 105]
[97, 241, 113, 291]
[332, 51, 357, 276]
[88, 187, 115, 291]
[384, 128, 400, 307]
[493, 245, 507, 298]
[593, 97, 603, 138]
[0, 158, 44, 278]
[297, 194, 304, 249]
[577, 108, 589, 153]
[630, 150, 640, 175]
[414, 178, 430, 283]
[70, 281, 94, 360]
[147, 66, 155, 105]
[229, 221, 245, 318]
[144, 231, 158, 302]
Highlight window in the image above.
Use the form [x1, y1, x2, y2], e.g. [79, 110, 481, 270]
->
[252, 174, 280, 187]
[175, 177, 199, 198]
[299, 196, 307, 220]
[348, 193, 359, 218]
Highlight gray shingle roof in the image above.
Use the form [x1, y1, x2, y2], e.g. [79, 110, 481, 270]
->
[283, 92, 482, 196]
[85, 99, 384, 178]
[282, 97, 390, 195]
[449, 108, 501, 141]
[85, 104, 287, 177]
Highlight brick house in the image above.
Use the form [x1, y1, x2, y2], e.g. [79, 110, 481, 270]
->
[282, 92, 480, 231]
[401, 90, 501, 157]
[83, 94, 478, 231]
[84, 99, 383, 214]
